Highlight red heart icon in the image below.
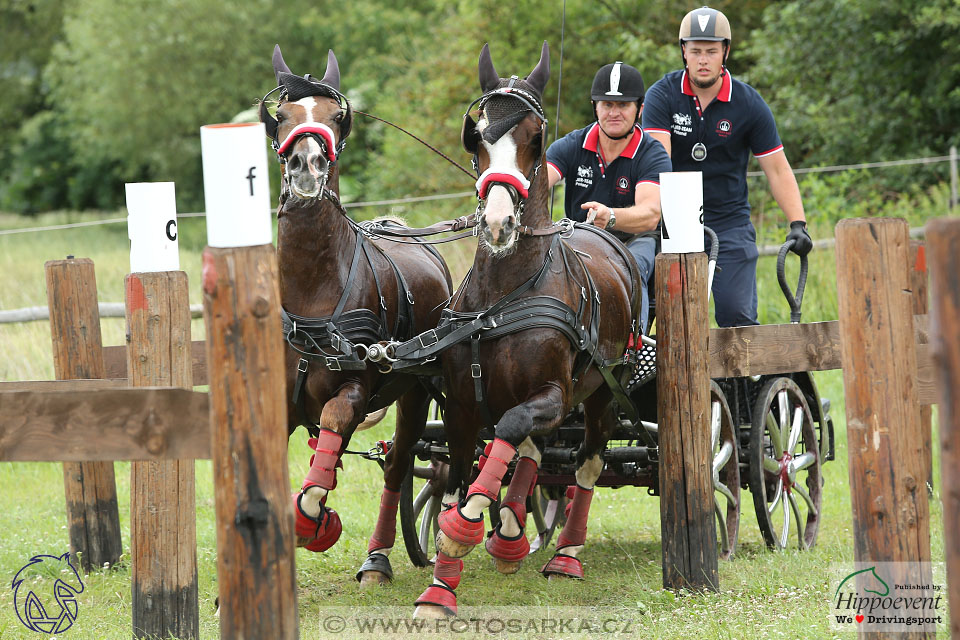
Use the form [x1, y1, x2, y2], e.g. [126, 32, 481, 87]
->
[855, 615, 864, 623]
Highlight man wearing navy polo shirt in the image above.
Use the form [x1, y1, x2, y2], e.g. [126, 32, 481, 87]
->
[642, 6, 812, 327]
[546, 61, 671, 334]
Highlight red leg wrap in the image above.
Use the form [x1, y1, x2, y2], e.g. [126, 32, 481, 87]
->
[293, 492, 342, 552]
[302, 429, 343, 491]
[437, 502, 484, 547]
[556, 485, 593, 549]
[485, 526, 530, 561]
[366, 487, 400, 553]
[540, 553, 584, 579]
[500, 456, 538, 527]
[433, 552, 464, 590]
[414, 584, 457, 616]
[465, 438, 516, 501]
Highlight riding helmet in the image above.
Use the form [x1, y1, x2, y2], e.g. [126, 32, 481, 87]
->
[590, 61, 645, 103]
[678, 6, 732, 45]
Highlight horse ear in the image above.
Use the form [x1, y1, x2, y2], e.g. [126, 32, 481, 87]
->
[273, 44, 292, 84]
[478, 43, 500, 93]
[526, 41, 550, 96]
[321, 50, 341, 90]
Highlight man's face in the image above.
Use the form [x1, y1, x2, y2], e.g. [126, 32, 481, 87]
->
[596, 100, 639, 139]
[683, 40, 725, 89]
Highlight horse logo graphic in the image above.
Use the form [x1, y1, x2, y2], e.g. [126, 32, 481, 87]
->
[672, 112, 692, 126]
[12, 553, 84, 633]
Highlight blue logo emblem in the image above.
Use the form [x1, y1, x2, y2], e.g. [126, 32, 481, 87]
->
[12, 553, 84, 633]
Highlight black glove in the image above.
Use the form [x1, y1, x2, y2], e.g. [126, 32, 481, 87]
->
[785, 220, 812, 256]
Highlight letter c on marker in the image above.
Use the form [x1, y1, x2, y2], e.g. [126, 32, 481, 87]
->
[166, 219, 178, 241]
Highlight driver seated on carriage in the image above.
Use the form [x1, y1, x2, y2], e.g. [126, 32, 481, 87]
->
[546, 61, 672, 335]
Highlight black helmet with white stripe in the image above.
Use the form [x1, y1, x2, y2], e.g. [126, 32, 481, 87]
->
[590, 61, 645, 103]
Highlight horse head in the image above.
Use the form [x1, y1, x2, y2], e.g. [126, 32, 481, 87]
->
[259, 45, 352, 201]
[463, 42, 550, 254]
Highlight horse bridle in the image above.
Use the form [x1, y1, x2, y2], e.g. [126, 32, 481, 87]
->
[462, 78, 548, 227]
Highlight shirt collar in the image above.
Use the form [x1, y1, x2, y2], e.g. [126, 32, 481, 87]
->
[582, 123, 644, 159]
[681, 68, 733, 102]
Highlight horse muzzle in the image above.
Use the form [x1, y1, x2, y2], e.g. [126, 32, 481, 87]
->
[479, 185, 520, 252]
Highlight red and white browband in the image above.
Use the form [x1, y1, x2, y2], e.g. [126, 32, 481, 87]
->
[276, 123, 338, 162]
[475, 168, 530, 200]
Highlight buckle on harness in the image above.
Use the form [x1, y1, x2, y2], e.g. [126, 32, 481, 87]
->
[330, 333, 341, 352]
[471, 363, 482, 378]
[297, 358, 309, 374]
[325, 357, 342, 371]
[419, 330, 439, 349]
[406, 290, 415, 305]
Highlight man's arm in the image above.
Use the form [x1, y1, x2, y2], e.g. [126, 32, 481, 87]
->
[756, 151, 805, 223]
[581, 182, 661, 233]
[547, 164, 562, 189]
[648, 131, 672, 158]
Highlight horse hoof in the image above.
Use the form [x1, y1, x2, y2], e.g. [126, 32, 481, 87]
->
[359, 571, 390, 587]
[494, 558, 522, 574]
[435, 530, 474, 559]
[413, 604, 453, 619]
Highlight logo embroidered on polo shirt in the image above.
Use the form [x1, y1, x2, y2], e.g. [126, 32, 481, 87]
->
[716, 119, 732, 137]
[616, 176, 630, 194]
[575, 165, 594, 188]
[672, 112, 692, 136]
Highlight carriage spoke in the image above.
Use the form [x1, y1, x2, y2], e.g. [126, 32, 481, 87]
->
[777, 390, 790, 446]
[714, 497, 729, 550]
[713, 441, 733, 475]
[763, 454, 781, 475]
[715, 480, 736, 505]
[792, 452, 816, 472]
[766, 411, 784, 455]
[779, 494, 791, 548]
[711, 400, 722, 449]
[418, 495, 438, 553]
[792, 482, 819, 516]
[412, 481, 433, 516]
[768, 477, 783, 514]
[788, 492, 804, 548]
[787, 407, 803, 452]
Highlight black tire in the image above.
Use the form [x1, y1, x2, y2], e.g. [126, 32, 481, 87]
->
[399, 455, 446, 567]
[748, 377, 822, 550]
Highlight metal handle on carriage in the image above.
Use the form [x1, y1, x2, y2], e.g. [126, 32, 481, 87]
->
[777, 240, 808, 323]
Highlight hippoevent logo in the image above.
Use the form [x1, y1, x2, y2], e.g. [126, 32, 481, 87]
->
[11, 553, 84, 633]
[830, 563, 944, 632]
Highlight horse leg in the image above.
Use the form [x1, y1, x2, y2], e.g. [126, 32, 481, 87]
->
[357, 385, 430, 586]
[541, 391, 616, 580]
[436, 384, 564, 559]
[294, 383, 365, 552]
[484, 437, 540, 573]
[413, 401, 478, 619]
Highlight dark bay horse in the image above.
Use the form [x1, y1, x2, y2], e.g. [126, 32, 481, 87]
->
[259, 46, 452, 585]
[413, 43, 642, 617]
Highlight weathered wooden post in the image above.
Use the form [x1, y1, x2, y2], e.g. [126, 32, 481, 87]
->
[656, 250, 716, 591]
[45, 257, 123, 573]
[201, 122, 298, 638]
[926, 218, 960, 638]
[836, 218, 932, 638]
[909, 240, 933, 493]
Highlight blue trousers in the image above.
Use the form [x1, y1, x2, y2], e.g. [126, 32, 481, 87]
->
[624, 235, 656, 334]
[711, 222, 759, 327]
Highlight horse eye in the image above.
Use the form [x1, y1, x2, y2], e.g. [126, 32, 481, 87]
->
[334, 112, 344, 123]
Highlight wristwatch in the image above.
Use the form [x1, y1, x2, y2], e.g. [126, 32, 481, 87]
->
[605, 208, 616, 230]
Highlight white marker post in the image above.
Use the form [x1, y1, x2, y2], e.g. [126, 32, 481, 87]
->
[200, 122, 272, 248]
[126, 182, 180, 272]
[659, 171, 704, 254]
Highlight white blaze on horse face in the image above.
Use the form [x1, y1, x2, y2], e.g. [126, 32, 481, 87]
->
[478, 118, 521, 252]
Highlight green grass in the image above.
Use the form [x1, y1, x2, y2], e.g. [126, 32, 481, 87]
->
[0, 210, 949, 639]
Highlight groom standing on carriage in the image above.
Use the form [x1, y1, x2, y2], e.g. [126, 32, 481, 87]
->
[546, 61, 671, 334]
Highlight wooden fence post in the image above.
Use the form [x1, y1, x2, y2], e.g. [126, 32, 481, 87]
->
[835, 218, 932, 638]
[126, 271, 199, 639]
[909, 240, 933, 493]
[656, 251, 717, 592]
[202, 245, 298, 639]
[926, 218, 960, 638]
[45, 258, 122, 573]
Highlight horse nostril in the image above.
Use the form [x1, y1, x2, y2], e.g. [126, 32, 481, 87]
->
[288, 155, 303, 172]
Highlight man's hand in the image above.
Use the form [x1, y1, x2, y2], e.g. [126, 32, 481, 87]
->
[581, 201, 613, 229]
[785, 220, 813, 256]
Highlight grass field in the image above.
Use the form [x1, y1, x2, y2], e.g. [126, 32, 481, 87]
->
[0, 210, 949, 639]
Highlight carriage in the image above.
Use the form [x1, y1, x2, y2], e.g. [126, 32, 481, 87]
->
[393, 233, 836, 568]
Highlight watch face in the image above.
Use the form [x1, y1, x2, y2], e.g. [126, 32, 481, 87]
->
[691, 142, 707, 161]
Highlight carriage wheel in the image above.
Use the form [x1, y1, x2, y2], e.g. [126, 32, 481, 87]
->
[527, 484, 568, 554]
[399, 456, 447, 567]
[748, 377, 822, 550]
[710, 381, 740, 560]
